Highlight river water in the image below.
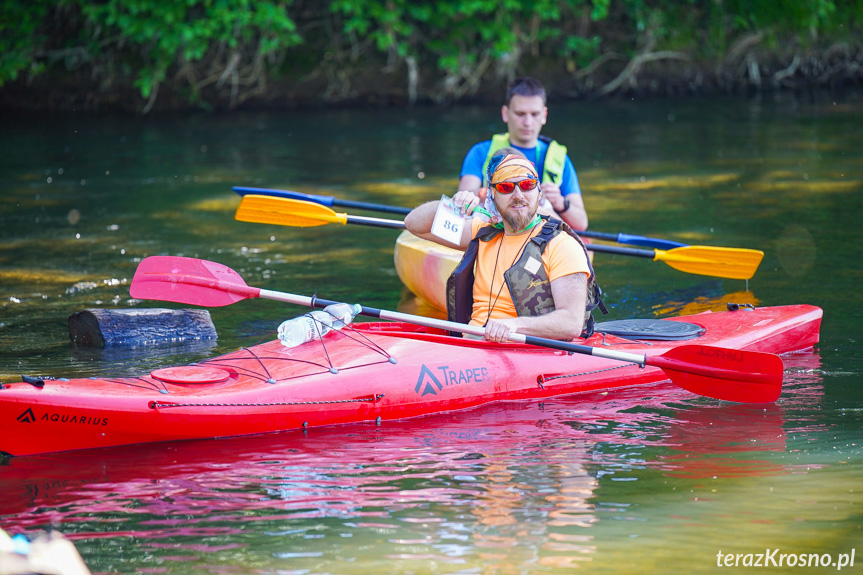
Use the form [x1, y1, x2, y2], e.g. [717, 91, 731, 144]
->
[1, 92, 861, 574]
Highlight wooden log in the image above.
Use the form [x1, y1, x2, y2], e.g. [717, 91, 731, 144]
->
[68, 308, 217, 347]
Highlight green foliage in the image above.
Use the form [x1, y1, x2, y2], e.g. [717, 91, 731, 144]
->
[722, 0, 837, 32]
[329, 0, 603, 89]
[590, 0, 612, 20]
[79, 0, 301, 100]
[0, 1, 52, 85]
[2, 0, 862, 107]
[565, 35, 602, 69]
[605, 0, 862, 58]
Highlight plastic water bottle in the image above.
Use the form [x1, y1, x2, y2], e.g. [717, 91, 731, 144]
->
[321, 302, 362, 329]
[277, 311, 331, 348]
[277, 303, 361, 348]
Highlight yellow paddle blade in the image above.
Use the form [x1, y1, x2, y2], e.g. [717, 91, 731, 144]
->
[235, 195, 347, 227]
[655, 246, 765, 280]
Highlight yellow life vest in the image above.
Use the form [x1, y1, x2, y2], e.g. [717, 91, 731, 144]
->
[481, 133, 568, 185]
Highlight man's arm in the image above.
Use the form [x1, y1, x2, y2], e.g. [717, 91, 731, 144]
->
[482, 272, 588, 342]
[458, 141, 491, 196]
[545, 189, 588, 231]
[457, 174, 482, 195]
[540, 156, 588, 230]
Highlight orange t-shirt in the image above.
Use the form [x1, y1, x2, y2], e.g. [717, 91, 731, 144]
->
[468, 218, 590, 326]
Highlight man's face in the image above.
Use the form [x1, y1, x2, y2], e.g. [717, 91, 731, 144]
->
[494, 178, 541, 233]
[501, 95, 548, 148]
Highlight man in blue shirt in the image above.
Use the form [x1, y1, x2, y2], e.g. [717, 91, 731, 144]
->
[457, 77, 588, 231]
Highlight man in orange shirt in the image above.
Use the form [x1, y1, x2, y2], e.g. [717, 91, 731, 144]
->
[405, 153, 594, 343]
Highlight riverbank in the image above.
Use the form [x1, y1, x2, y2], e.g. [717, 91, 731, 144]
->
[4, 45, 862, 113]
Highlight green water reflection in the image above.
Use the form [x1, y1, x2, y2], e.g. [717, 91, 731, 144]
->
[1, 92, 861, 573]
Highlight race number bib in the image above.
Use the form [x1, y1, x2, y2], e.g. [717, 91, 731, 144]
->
[430, 195, 465, 244]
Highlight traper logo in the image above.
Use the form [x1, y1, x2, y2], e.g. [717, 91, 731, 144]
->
[415, 365, 443, 396]
[414, 364, 491, 397]
[17, 408, 36, 423]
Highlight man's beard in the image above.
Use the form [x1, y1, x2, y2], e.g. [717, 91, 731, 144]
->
[497, 195, 538, 232]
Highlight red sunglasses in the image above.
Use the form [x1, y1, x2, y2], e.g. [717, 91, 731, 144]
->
[490, 178, 539, 194]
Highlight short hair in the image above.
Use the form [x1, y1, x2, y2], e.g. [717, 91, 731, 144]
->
[505, 77, 547, 105]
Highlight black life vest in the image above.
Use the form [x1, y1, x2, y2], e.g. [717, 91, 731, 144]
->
[445, 218, 606, 338]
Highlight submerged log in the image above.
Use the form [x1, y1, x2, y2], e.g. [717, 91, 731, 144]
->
[68, 308, 217, 347]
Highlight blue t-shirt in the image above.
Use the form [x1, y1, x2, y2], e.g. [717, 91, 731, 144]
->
[459, 139, 581, 196]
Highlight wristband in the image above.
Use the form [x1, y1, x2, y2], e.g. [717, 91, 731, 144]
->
[555, 197, 570, 214]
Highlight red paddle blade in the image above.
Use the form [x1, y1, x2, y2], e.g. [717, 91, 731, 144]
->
[130, 256, 260, 307]
[648, 345, 784, 403]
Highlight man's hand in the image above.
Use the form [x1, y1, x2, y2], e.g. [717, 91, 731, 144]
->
[540, 181, 566, 213]
[452, 190, 481, 216]
[405, 193, 478, 251]
[484, 317, 519, 343]
[482, 273, 588, 342]
[540, 182, 588, 231]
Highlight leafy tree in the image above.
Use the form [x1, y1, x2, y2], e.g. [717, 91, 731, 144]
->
[1, 0, 861, 111]
[0, 1, 53, 85]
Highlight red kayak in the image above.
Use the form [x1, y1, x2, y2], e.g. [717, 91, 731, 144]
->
[0, 301, 821, 457]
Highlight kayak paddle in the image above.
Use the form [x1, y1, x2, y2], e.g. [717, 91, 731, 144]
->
[234, 185, 686, 249]
[130, 255, 784, 403]
[236, 194, 404, 229]
[235, 195, 764, 280]
[234, 186, 413, 215]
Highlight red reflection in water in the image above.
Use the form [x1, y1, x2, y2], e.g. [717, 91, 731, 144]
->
[658, 403, 788, 478]
[657, 349, 824, 479]
[1, 385, 674, 529]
